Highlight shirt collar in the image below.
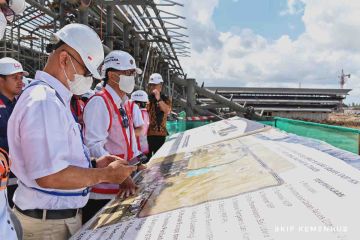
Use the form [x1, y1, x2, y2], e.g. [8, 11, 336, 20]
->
[0, 93, 14, 106]
[105, 85, 128, 108]
[34, 71, 73, 105]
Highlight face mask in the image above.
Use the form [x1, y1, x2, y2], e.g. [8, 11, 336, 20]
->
[63, 57, 93, 95]
[118, 75, 135, 94]
[0, 12, 7, 40]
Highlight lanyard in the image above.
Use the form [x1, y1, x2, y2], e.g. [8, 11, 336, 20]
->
[103, 89, 134, 160]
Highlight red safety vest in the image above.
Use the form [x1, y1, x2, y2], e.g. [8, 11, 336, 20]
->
[87, 88, 135, 195]
[127, 101, 149, 154]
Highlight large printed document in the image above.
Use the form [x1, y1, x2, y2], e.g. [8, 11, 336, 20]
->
[71, 117, 360, 240]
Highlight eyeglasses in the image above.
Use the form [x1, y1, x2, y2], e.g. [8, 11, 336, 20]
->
[64, 51, 93, 77]
[119, 107, 129, 128]
[112, 70, 135, 80]
[1, 5, 15, 23]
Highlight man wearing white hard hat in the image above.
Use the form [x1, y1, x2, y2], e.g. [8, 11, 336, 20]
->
[0, 57, 29, 208]
[8, 24, 136, 239]
[146, 73, 171, 159]
[130, 90, 150, 156]
[0, 57, 28, 240]
[82, 50, 145, 223]
[0, 0, 26, 39]
[0, 57, 28, 152]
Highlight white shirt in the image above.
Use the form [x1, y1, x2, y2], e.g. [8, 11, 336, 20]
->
[129, 100, 145, 128]
[8, 71, 90, 210]
[0, 191, 17, 240]
[83, 85, 141, 159]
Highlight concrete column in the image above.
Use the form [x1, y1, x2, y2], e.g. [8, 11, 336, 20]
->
[105, 5, 114, 50]
[134, 37, 140, 60]
[186, 78, 196, 116]
[79, 7, 89, 25]
[17, 26, 20, 60]
[59, 0, 66, 28]
[10, 27, 14, 58]
[123, 24, 130, 50]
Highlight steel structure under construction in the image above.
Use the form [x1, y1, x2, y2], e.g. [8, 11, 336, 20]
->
[1, 0, 349, 120]
[1, 0, 189, 91]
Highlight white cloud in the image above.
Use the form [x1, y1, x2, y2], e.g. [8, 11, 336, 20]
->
[280, 0, 305, 16]
[173, 0, 360, 104]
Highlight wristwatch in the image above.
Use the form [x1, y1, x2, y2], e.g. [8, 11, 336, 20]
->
[91, 159, 97, 168]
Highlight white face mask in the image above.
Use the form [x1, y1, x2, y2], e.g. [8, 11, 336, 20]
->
[63, 57, 93, 95]
[0, 12, 7, 40]
[118, 75, 135, 94]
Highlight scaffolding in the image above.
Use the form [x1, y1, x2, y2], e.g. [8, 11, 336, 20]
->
[1, 0, 254, 118]
[0, 0, 189, 88]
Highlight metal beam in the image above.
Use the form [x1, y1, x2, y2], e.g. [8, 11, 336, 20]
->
[59, 0, 66, 27]
[156, 0, 184, 7]
[158, 9, 185, 19]
[79, 7, 89, 25]
[25, 0, 58, 18]
[163, 20, 187, 29]
[100, 0, 153, 6]
[105, 5, 114, 50]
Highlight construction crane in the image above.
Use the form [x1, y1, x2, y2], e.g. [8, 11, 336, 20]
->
[339, 69, 351, 89]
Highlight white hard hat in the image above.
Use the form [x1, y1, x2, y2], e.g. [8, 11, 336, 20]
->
[148, 73, 163, 84]
[54, 23, 104, 79]
[102, 50, 142, 78]
[9, 0, 26, 15]
[0, 57, 29, 76]
[131, 90, 148, 102]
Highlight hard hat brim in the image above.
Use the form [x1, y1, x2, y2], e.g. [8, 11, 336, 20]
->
[5, 69, 29, 77]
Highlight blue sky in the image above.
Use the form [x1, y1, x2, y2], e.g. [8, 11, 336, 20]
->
[213, 0, 305, 40]
[178, 0, 360, 104]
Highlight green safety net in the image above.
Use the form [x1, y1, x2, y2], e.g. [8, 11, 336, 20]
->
[167, 118, 360, 154]
[167, 120, 211, 136]
[260, 117, 360, 155]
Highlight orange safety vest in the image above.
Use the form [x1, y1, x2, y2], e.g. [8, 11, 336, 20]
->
[0, 148, 10, 191]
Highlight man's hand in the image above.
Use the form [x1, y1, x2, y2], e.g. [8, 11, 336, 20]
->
[152, 89, 161, 101]
[96, 155, 126, 168]
[118, 177, 138, 199]
[104, 160, 136, 184]
[137, 164, 147, 171]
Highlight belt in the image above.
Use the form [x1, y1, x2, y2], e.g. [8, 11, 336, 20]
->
[14, 205, 79, 220]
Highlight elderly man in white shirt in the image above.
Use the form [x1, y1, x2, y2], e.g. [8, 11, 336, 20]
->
[82, 50, 144, 223]
[7, 24, 137, 240]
